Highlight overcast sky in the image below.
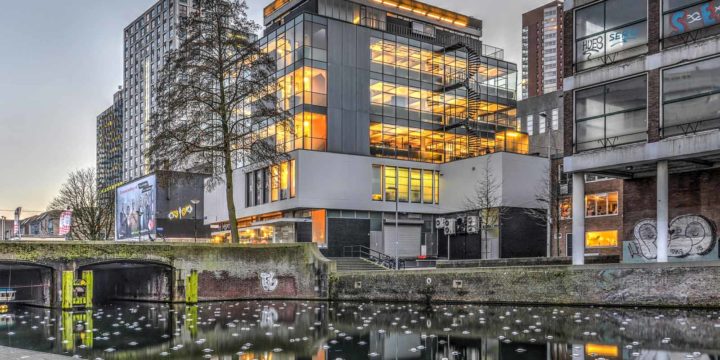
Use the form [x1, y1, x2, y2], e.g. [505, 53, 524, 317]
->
[0, 0, 548, 219]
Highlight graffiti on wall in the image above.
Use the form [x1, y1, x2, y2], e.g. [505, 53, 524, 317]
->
[666, 0, 720, 37]
[626, 215, 717, 261]
[260, 272, 278, 292]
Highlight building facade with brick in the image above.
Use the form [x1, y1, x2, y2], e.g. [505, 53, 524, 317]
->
[521, 1, 564, 100]
[562, 0, 720, 264]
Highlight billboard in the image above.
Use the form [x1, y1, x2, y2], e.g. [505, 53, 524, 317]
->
[115, 175, 156, 241]
[59, 210, 73, 236]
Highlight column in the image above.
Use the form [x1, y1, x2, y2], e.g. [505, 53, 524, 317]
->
[571, 172, 585, 265]
[656, 161, 669, 262]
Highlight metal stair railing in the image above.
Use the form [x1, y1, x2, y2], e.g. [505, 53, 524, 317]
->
[342, 245, 405, 270]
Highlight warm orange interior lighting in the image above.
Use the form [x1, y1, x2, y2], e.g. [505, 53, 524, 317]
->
[585, 230, 619, 248]
[585, 344, 619, 358]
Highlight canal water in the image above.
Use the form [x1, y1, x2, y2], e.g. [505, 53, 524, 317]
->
[1, 301, 720, 359]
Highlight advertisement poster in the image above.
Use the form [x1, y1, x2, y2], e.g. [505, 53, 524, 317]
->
[59, 210, 73, 236]
[115, 175, 156, 241]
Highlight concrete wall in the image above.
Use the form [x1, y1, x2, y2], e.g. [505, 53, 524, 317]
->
[0, 242, 333, 307]
[205, 150, 549, 224]
[332, 261, 720, 307]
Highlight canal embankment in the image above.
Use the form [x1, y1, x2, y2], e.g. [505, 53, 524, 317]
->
[330, 261, 720, 308]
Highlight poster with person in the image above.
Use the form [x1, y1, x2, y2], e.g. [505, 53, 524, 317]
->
[115, 175, 156, 241]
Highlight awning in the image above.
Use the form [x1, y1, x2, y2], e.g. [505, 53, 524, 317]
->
[251, 218, 311, 226]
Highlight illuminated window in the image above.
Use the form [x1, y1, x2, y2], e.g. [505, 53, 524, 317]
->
[278, 67, 327, 109]
[253, 160, 295, 205]
[311, 209, 326, 247]
[384, 166, 397, 201]
[585, 230, 618, 248]
[372, 165, 383, 201]
[410, 169, 421, 203]
[398, 168, 409, 202]
[559, 198, 571, 219]
[434, 171, 439, 204]
[585, 192, 618, 217]
[422, 170, 433, 203]
[585, 344, 618, 358]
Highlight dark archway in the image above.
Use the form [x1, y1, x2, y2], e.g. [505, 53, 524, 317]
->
[0, 261, 54, 307]
[78, 260, 174, 304]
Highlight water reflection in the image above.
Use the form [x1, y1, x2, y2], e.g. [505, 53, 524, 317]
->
[0, 301, 719, 359]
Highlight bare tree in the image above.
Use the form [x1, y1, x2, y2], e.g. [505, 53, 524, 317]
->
[525, 163, 561, 256]
[148, 0, 289, 243]
[48, 168, 113, 240]
[465, 157, 506, 258]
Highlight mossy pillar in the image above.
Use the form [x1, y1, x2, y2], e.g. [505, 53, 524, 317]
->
[185, 270, 198, 304]
[61, 271, 73, 310]
[82, 270, 93, 308]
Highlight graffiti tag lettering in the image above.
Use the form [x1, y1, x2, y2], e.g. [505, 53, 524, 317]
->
[629, 215, 717, 260]
[668, 0, 720, 36]
[260, 272, 278, 292]
[582, 35, 604, 60]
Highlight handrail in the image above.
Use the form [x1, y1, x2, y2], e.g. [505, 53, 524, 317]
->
[342, 245, 405, 269]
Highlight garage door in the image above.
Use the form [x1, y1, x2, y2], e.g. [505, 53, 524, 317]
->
[383, 225, 422, 258]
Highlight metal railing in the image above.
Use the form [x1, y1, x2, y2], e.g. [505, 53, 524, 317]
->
[342, 245, 405, 270]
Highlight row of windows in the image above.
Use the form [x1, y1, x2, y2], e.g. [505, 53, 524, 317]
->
[525, 108, 559, 136]
[574, 55, 720, 151]
[371, 165, 439, 204]
[245, 160, 297, 208]
[575, 0, 720, 69]
[559, 192, 620, 219]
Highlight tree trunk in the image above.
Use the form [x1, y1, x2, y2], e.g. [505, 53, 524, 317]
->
[224, 149, 239, 244]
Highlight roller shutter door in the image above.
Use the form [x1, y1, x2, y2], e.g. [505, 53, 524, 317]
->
[383, 225, 422, 257]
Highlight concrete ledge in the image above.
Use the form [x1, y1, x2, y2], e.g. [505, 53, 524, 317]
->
[436, 255, 619, 268]
[332, 261, 720, 307]
[0, 346, 71, 359]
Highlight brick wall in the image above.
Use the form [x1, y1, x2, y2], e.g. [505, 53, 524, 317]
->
[623, 168, 720, 244]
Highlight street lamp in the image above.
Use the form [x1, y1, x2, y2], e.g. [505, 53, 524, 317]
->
[191, 199, 201, 243]
[539, 112, 552, 257]
[137, 209, 143, 242]
[387, 186, 399, 270]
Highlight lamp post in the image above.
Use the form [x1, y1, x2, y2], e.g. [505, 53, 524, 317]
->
[191, 199, 200, 243]
[388, 186, 399, 270]
[137, 209, 143, 242]
[539, 112, 552, 257]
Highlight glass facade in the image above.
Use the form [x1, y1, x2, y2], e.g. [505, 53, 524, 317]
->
[575, 0, 647, 70]
[368, 35, 523, 163]
[575, 76, 647, 151]
[662, 56, 720, 136]
[245, 159, 296, 207]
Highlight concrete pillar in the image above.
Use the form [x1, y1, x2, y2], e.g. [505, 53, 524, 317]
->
[656, 161, 669, 263]
[571, 172, 585, 265]
[61, 271, 73, 310]
[81, 270, 93, 309]
[185, 270, 198, 304]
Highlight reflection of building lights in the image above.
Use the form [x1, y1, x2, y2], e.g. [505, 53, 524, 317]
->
[585, 343, 619, 357]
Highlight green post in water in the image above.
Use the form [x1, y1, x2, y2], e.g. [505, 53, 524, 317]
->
[82, 270, 93, 309]
[185, 270, 198, 304]
[61, 271, 74, 310]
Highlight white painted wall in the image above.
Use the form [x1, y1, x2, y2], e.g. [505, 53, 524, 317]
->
[204, 150, 547, 225]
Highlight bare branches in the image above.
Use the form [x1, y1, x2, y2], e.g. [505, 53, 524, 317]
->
[148, 0, 289, 243]
[48, 168, 113, 240]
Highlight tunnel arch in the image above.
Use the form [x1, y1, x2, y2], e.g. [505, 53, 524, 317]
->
[0, 261, 55, 307]
[78, 260, 175, 304]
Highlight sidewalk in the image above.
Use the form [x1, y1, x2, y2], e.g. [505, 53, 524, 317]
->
[0, 346, 71, 360]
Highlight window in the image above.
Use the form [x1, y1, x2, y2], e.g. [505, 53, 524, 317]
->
[372, 165, 383, 201]
[662, 56, 720, 137]
[384, 166, 397, 201]
[311, 209, 326, 247]
[422, 170, 433, 203]
[585, 230, 618, 248]
[249, 160, 295, 206]
[585, 192, 619, 217]
[539, 115, 546, 134]
[410, 169, 422, 203]
[527, 115, 534, 135]
[560, 198, 572, 219]
[551, 108, 559, 130]
[375, 165, 439, 204]
[575, 0, 647, 69]
[575, 76, 647, 151]
[398, 168, 410, 202]
[663, 0, 720, 40]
